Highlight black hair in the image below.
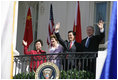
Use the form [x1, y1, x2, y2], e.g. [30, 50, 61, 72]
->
[68, 31, 76, 36]
[34, 39, 43, 46]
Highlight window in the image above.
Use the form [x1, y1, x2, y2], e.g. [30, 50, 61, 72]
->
[94, 2, 110, 44]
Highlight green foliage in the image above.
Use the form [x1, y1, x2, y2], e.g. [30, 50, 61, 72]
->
[78, 70, 95, 79]
[60, 69, 95, 79]
[13, 69, 95, 79]
[13, 72, 35, 79]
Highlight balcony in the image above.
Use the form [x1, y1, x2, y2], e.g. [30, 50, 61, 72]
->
[13, 52, 98, 79]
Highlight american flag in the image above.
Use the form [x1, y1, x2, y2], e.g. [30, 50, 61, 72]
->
[47, 4, 55, 45]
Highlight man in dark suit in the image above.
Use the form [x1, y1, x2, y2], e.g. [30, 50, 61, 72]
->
[54, 22, 83, 70]
[81, 20, 105, 52]
[81, 20, 105, 73]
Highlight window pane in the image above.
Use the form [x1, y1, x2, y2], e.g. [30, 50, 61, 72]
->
[95, 2, 107, 44]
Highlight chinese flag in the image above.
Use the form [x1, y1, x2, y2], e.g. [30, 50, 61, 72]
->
[73, 1, 82, 43]
[23, 8, 33, 48]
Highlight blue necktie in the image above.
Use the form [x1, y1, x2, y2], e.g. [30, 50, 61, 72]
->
[85, 37, 90, 48]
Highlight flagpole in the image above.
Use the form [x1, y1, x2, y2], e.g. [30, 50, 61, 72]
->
[10, 1, 16, 79]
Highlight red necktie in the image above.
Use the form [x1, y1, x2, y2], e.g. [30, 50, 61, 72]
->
[69, 42, 72, 49]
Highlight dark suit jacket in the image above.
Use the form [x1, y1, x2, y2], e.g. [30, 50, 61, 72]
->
[81, 31, 105, 52]
[55, 32, 83, 52]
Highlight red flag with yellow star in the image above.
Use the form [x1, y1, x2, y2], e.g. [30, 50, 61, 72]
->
[23, 8, 33, 48]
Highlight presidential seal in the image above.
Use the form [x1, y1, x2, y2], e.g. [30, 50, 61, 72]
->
[35, 62, 60, 79]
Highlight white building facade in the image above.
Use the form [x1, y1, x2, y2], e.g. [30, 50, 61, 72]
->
[16, 1, 112, 53]
[15, 1, 113, 78]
